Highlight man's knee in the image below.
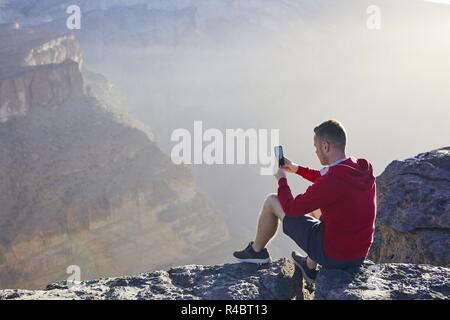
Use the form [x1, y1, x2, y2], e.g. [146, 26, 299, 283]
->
[264, 193, 278, 206]
[264, 193, 285, 220]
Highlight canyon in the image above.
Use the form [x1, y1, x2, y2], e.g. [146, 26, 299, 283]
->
[0, 23, 229, 290]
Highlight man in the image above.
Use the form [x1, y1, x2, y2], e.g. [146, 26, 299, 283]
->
[233, 120, 376, 283]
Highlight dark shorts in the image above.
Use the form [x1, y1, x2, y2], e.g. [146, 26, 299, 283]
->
[282, 215, 364, 270]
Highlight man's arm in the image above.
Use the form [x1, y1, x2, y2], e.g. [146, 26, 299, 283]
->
[282, 158, 321, 183]
[295, 166, 321, 183]
[277, 175, 342, 217]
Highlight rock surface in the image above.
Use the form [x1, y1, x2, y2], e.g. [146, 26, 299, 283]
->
[369, 147, 450, 267]
[315, 260, 450, 300]
[0, 60, 84, 122]
[0, 24, 83, 122]
[1, 258, 448, 300]
[0, 24, 82, 69]
[0, 259, 304, 300]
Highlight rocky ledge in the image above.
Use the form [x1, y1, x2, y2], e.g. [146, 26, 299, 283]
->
[0, 259, 305, 300]
[0, 258, 448, 300]
[315, 260, 449, 300]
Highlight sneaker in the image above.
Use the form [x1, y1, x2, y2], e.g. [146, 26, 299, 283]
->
[291, 251, 318, 284]
[233, 242, 272, 264]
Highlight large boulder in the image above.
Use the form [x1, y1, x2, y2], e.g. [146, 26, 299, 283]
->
[369, 147, 450, 267]
[0, 259, 304, 300]
[315, 260, 450, 300]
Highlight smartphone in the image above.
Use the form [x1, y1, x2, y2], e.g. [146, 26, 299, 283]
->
[274, 146, 285, 168]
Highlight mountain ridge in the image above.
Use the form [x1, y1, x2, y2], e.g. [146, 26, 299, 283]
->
[0, 23, 229, 290]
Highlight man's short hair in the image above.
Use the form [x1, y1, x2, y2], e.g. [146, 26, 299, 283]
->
[314, 120, 347, 150]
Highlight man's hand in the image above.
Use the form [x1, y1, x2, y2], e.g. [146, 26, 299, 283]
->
[273, 168, 286, 181]
[282, 157, 299, 173]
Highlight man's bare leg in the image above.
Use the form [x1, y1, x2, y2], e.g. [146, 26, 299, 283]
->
[252, 194, 284, 252]
[309, 209, 322, 220]
[252, 194, 319, 269]
[306, 257, 317, 269]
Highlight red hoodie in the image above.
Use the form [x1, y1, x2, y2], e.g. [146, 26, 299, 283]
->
[277, 157, 376, 262]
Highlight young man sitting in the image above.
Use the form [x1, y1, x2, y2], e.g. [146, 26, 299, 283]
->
[233, 120, 377, 283]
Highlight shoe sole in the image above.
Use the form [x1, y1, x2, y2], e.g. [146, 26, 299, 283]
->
[234, 257, 272, 264]
[292, 256, 316, 285]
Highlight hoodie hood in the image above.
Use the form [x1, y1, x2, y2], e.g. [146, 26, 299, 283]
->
[328, 157, 375, 191]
